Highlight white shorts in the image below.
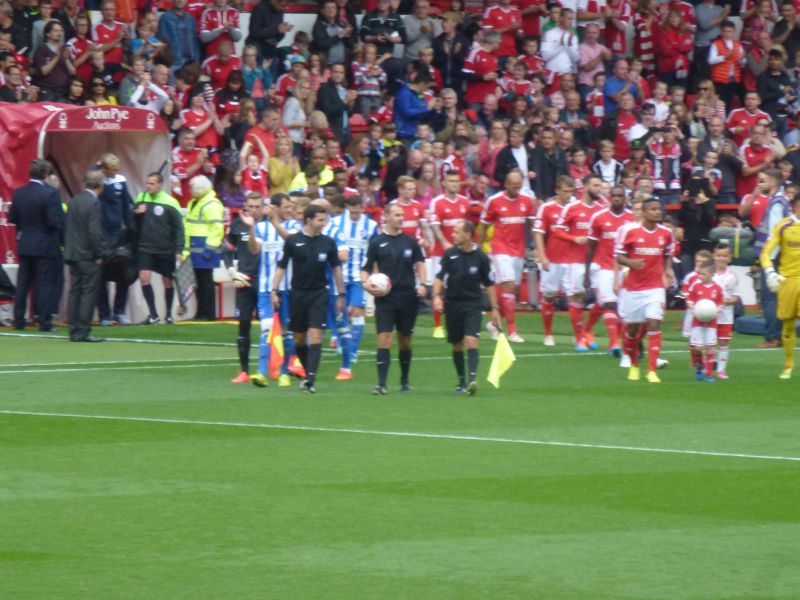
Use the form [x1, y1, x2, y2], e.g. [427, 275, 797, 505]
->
[539, 262, 568, 296]
[492, 254, 525, 285]
[690, 325, 718, 346]
[681, 310, 692, 338]
[428, 256, 441, 286]
[596, 268, 619, 305]
[563, 263, 599, 296]
[619, 288, 666, 324]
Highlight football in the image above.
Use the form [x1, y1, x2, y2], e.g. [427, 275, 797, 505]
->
[693, 298, 718, 323]
[366, 273, 391, 297]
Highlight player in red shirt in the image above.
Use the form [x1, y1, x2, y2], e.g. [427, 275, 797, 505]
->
[171, 130, 216, 206]
[463, 32, 500, 109]
[479, 171, 536, 342]
[389, 176, 427, 243]
[534, 175, 575, 345]
[740, 171, 771, 228]
[615, 197, 676, 383]
[585, 186, 634, 355]
[429, 170, 471, 338]
[201, 42, 242, 91]
[726, 92, 771, 147]
[686, 262, 724, 382]
[483, 0, 523, 61]
[554, 174, 605, 350]
[199, 0, 242, 59]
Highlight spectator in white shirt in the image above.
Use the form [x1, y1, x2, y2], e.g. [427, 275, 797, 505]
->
[541, 8, 579, 77]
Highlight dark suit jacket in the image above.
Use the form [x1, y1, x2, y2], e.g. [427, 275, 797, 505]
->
[8, 180, 63, 257]
[64, 190, 107, 263]
[494, 144, 534, 190]
[530, 146, 569, 200]
[316, 81, 350, 142]
[384, 153, 421, 201]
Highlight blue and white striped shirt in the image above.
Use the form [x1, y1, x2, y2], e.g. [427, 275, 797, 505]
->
[254, 218, 301, 293]
[339, 211, 378, 284]
[323, 215, 346, 294]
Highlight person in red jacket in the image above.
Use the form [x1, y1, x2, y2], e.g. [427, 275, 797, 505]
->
[655, 9, 694, 89]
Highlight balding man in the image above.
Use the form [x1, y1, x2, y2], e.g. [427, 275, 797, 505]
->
[385, 148, 425, 200]
[478, 171, 536, 342]
[603, 59, 644, 114]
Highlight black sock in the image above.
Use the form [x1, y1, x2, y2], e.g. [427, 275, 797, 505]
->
[237, 320, 250, 372]
[296, 344, 308, 373]
[377, 348, 390, 387]
[467, 348, 479, 382]
[399, 349, 412, 384]
[453, 350, 465, 386]
[141, 284, 157, 318]
[306, 343, 321, 385]
[164, 286, 175, 317]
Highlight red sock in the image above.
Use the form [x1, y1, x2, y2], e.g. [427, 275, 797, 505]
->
[603, 310, 619, 348]
[433, 310, 442, 327]
[502, 291, 517, 334]
[690, 345, 703, 369]
[541, 298, 555, 336]
[623, 328, 639, 366]
[705, 348, 716, 376]
[568, 303, 584, 343]
[647, 331, 662, 373]
[585, 303, 603, 335]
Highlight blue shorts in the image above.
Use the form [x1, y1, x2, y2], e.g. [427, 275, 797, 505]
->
[257, 290, 291, 323]
[327, 294, 348, 326]
[346, 281, 365, 309]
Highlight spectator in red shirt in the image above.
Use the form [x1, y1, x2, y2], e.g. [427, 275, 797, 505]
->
[463, 30, 500, 112]
[239, 105, 288, 166]
[202, 41, 243, 92]
[172, 129, 216, 206]
[738, 122, 775, 199]
[93, 0, 127, 83]
[200, 0, 242, 59]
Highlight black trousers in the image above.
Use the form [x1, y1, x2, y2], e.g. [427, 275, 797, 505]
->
[68, 260, 101, 340]
[97, 275, 129, 321]
[13, 254, 62, 329]
[194, 268, 216, 320]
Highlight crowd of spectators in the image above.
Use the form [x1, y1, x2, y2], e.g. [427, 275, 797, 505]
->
[4, 0, 800, 334]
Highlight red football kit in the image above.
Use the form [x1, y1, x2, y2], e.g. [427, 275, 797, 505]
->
[481, 190, 536, 257]
[428, 194, 470, 257]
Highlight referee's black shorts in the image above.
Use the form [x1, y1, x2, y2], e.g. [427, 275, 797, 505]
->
[138, 252, 176, 278]
[234, 286, 258, 321]
[375, 290, 418, 335]
[289, 288, 328, 331]
[444, 299, 483, 344]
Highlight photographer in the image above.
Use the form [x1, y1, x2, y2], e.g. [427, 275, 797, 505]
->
[697, 116, 742, 205]
[677, 188, 716, 278]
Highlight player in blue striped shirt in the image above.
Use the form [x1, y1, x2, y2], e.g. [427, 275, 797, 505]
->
[339, 195, 379, 363]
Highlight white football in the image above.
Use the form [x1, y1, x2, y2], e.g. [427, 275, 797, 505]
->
[693, 298, 717, 323]
[367, 273, 391, 297]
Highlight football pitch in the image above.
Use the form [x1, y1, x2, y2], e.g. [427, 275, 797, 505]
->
[1, 313, 799, 599]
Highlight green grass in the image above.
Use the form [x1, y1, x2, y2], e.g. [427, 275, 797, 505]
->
[1, 313, 799, 599]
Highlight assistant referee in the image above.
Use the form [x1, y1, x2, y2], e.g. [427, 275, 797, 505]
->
[362, 203, 427, 394]
[432, 220, 500, 395]
[272, 204, 344, 393]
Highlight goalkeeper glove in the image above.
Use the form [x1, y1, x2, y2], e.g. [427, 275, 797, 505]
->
[227, 267, 251, 288]
[765, 268, 785, 293]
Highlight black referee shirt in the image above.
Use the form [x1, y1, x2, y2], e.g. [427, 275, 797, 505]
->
[278, 231, 340, 291]
[227, 216, 260, 278]
[364, 232, 424, 293]
[436, 244, 494, 302]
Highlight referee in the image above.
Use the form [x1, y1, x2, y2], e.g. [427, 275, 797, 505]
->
[362, 203, 427, 394]
[226, 192, 265, 384]
[432, 220, 500, 395]
[272, 204, 344, 393]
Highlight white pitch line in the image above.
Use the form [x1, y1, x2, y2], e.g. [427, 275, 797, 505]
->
[0, 357, 235, 368]
[0, 409, 798, 463]
[0, 362, 239, 374]
[0, 346, 784, 374]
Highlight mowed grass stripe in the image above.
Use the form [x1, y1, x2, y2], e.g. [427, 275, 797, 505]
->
[2, 409, 799, 463]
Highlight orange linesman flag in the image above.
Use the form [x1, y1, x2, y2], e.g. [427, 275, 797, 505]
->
[268, 315, 285, 380]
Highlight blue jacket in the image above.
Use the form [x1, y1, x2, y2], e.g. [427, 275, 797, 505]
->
[394, 83, 429, 139]
[156, 10, 201, 69]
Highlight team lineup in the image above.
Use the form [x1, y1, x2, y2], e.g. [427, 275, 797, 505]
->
[222, 168, 800, 392]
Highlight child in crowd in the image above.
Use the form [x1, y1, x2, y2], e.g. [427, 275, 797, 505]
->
[645, 81, 670, 124]
[681, 249, 713, 370]
[241, 153, 269, 197]
[586, 72, 606, 129]
[592, 140, 624, 185]
[517, 36, 544, 77]
[352, 43, 389, 117]
[569, 147, 591, 200]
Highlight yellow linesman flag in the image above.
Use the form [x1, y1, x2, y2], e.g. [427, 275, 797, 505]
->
[487, 332, 516, 388]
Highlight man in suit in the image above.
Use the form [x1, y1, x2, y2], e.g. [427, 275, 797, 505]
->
[64, 171, 108, 342]
[8, 158, 64, 331]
